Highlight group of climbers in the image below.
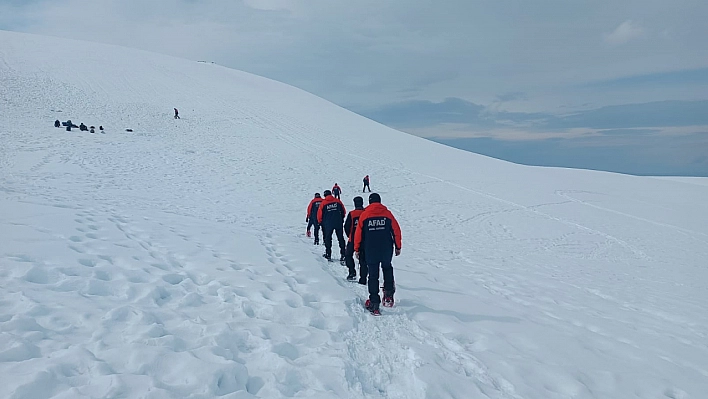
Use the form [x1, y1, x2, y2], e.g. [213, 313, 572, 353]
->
[305, 177, 401, 315]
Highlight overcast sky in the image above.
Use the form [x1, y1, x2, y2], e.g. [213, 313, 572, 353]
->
[2, 0, 707, 175]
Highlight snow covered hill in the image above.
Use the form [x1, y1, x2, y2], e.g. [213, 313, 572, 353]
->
[1, 30, 707, 398]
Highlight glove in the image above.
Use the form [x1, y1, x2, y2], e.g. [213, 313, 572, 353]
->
[305, 217, 309, 222]
[395, 248, 401, 256]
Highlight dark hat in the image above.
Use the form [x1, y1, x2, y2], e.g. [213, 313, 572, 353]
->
[368, 193, 381, 204]
[353, 196, 364, 206]
[314, 193, 321, 198]
[324, 189, 332, 196]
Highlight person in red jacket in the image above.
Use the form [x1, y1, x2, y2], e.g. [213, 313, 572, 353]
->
[332, 183, 342, 199]
[354, 193, 401, 315]
[317, 190, 347, 261]
[344, 196, 367, 282]
[362, 175, 370, 192]
[306, 193, 323, 245]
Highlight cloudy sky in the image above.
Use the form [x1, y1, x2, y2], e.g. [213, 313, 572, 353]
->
[2, 0, 707, 175]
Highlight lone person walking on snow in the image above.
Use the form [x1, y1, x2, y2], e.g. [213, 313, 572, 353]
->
[174, 108, 180, 119]
[317, 189, 347, 262]
[344, 196, 367, 283]
[354, 193, 401, 315]
[332, 183, 342, 199]
[306, 193, 323, 245]
[362, 175, 371, 192]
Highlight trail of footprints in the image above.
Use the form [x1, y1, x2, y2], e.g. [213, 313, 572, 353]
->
[6, 207, 360, 397]
[6, 201, 516, 398]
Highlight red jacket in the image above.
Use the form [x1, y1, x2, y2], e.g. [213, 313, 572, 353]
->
[354, 203, 401, 255]
[306, 198, 323, 219]
[317, 195, 346, 225]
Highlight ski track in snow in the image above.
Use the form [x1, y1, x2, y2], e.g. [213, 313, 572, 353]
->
[1, 31, 708, 398]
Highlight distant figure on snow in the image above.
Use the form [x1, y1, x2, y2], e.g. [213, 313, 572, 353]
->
[54, 119, 61, 128]
[79, 123, 88, 131]
[174, 108, 180, 119]
[90, 126, 95, 133]
[363, 175, 371, 192]
[99, 126, 104, 132]
[332, 183, 342, 199]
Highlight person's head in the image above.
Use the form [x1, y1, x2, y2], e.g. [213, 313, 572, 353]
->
[323, 189, 332, 197]
[368, 193, 381, 204]
[314, 193, 321, 198]
[353, 196, 364, 208]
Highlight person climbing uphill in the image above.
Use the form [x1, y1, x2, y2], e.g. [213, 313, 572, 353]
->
[317, 189, 347, 262]
[354, 193, 401, 315]
[306, 193, 323, 245]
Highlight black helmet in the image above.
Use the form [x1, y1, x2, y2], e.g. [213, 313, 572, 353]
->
[368, 193, 381, 204]
[353, 196, 364, 207]
[324, 189, 332, 196]
[314, 193, 321, 198]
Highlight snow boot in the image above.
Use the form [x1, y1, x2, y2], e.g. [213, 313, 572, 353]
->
[364, 299, 381, 316]
[382, 292, 394, 308]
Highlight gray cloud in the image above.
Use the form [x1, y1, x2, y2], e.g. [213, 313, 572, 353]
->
[551, 101, 708, 129]
[495, 92, 528, 103]
[358, 97, 708, 131]
[604, 20, 644, 45]
[432, 132, 708, 177]
[356, 98, 487, 128]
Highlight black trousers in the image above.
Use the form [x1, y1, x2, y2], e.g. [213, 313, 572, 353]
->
[323, 224, 345, 258]
[366, 256, 394, 304]
[345, 241, 367, 278]
[307, 219, 320, 241]
[363, 182, 370, 192]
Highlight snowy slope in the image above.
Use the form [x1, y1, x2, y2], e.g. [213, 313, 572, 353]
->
[1, 30, 708, 399]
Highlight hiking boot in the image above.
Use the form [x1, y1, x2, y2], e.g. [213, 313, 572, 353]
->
[358, 279, 366, 285]
[382, 292, 394, 308]
[365, 299, 381, 316]
[346, 274, 357, 281]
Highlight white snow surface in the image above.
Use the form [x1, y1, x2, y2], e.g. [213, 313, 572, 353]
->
[1, 30, 708, 399]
